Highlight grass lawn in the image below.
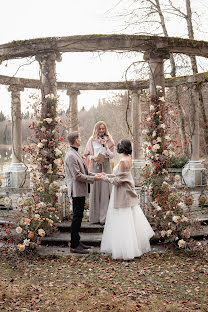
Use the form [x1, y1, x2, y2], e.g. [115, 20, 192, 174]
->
[0, 247, 207, 312]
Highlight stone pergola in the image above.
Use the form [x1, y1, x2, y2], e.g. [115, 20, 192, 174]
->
[1, 34, 208, 187]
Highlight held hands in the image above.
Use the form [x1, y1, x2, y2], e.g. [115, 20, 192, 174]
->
[95, 172, 106, 181]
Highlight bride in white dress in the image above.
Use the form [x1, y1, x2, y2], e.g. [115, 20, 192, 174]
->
[100, 139, 155, 260]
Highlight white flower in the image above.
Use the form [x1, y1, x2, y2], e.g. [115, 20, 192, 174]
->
[182, 216, 189, 222]
[4, 197, 12, 207]
[37, 143, 44, 149]
[163, 150, 169, 156]
[45, 178, 49, 184]
[37, 202, 47, 208]
[23, 239, 30, 247]
[156, 205, 162, 211]
[152, 131, 156, 137]
[17, 197, 24, 206]
[55, 148, 62, 157]
[55, 117, 61, 122]
[178, 239, 186, 248]
[38, 229, 45, 237]
[183, 229, 191, 238]
[34, 214, 41, 220]
[54, 158, 61, 165]
[154, 154, 159, 160]
[156, 137, 162, 142]
[41, 139, 47, 143]
[156, 85, 162, 89]
[172, 216, 179, 223]
[16, 226, 23, 234]
[45, 94, 55, 99]
[178, 202, 185, 209]
[150, 105, 154, 111]
[159, 96, 165, 102]
[161, 231, 166, 237]
[152, 144, 160, 151]
[17, 244, 25, 251]
[169, 151, 175, 157]
[167, 230, 172, 237]
[60, 185, 68, 191]
[160, 124, 166, 129]
[41, 126, 46, 132]
[147, 117, 151, 122]
[142, 130, 148, 135]
[165, 135, 171, 141]
[45, 118, 53, 124]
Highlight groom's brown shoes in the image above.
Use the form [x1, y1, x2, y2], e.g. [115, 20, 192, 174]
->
[70, 245, 89, 254]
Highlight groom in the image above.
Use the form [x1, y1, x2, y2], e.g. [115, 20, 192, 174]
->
[65, 131, 100, 254]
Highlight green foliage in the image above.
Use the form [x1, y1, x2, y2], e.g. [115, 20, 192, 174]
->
[170, 155, 189, 168]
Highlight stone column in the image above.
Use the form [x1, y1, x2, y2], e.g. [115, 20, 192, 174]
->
[6, 85, 29, 188]
[146, 51, 167, 96]
[130, 90, 144, 186]
[36, 52, 62, 116]
[182, 87, 206, 186]
[67, 89, 80, 132]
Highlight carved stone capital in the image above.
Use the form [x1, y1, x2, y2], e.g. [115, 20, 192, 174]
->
[66, 89, 80, 96]
[144, 48, 170, 61]
[8, 85, 24, 93]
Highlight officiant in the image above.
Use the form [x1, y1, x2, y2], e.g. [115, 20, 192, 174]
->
[84, 121, 115, 225]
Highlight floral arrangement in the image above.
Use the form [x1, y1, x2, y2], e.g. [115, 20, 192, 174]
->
[142, 87, 202, 250]
[14, 94, 68, 252]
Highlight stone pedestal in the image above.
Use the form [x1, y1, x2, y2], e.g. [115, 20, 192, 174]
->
[6, 162, 30, 188]
[182, 161, 206, 187]
[131, 159, 145, 187]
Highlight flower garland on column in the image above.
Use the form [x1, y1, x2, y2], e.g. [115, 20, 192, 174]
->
[14, 94, 67, 252]
[142, 87, 204, 252]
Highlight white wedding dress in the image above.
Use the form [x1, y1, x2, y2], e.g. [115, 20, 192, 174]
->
[101, 159, 155, 260]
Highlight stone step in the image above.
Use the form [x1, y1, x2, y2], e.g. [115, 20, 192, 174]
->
[192, 225, 208, 238]
[41, 232, 103, 247]
[55, 221, 104, 233]
[36, 244, 166, 257]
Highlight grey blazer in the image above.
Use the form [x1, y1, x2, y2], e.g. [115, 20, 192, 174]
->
[65, 147, 95, 198]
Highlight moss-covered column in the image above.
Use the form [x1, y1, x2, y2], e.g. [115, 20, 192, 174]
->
[144, 50, 169, 96]
[67, 89, 80, 132]
[36, 52, 62, 118]
[6, 85, 28, 187]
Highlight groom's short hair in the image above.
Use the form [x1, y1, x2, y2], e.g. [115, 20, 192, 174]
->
[67, 131, 79, 145]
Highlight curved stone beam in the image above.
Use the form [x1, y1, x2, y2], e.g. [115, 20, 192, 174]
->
[1, 35, 208, 60]
[0, 72, 208, 90]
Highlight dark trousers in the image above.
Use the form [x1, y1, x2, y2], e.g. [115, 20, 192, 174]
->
[70, 196, 85, 248]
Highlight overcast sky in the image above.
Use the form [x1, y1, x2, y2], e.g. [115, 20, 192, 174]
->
[0, 0, 139, 116]
[0, 0, 208, 116]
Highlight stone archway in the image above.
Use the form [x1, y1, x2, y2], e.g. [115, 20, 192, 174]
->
[1, 34, 208, 187]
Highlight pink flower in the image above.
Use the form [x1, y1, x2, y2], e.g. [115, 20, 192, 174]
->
[59, 136, 64, 142]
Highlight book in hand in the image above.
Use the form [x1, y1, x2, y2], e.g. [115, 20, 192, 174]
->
[96, 153, 105, 164]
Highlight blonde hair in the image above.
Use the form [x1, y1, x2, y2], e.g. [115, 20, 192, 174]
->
[92, 121, 111, 140]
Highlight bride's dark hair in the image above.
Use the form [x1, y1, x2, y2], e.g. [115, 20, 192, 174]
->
[117, 139, 132, 155]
